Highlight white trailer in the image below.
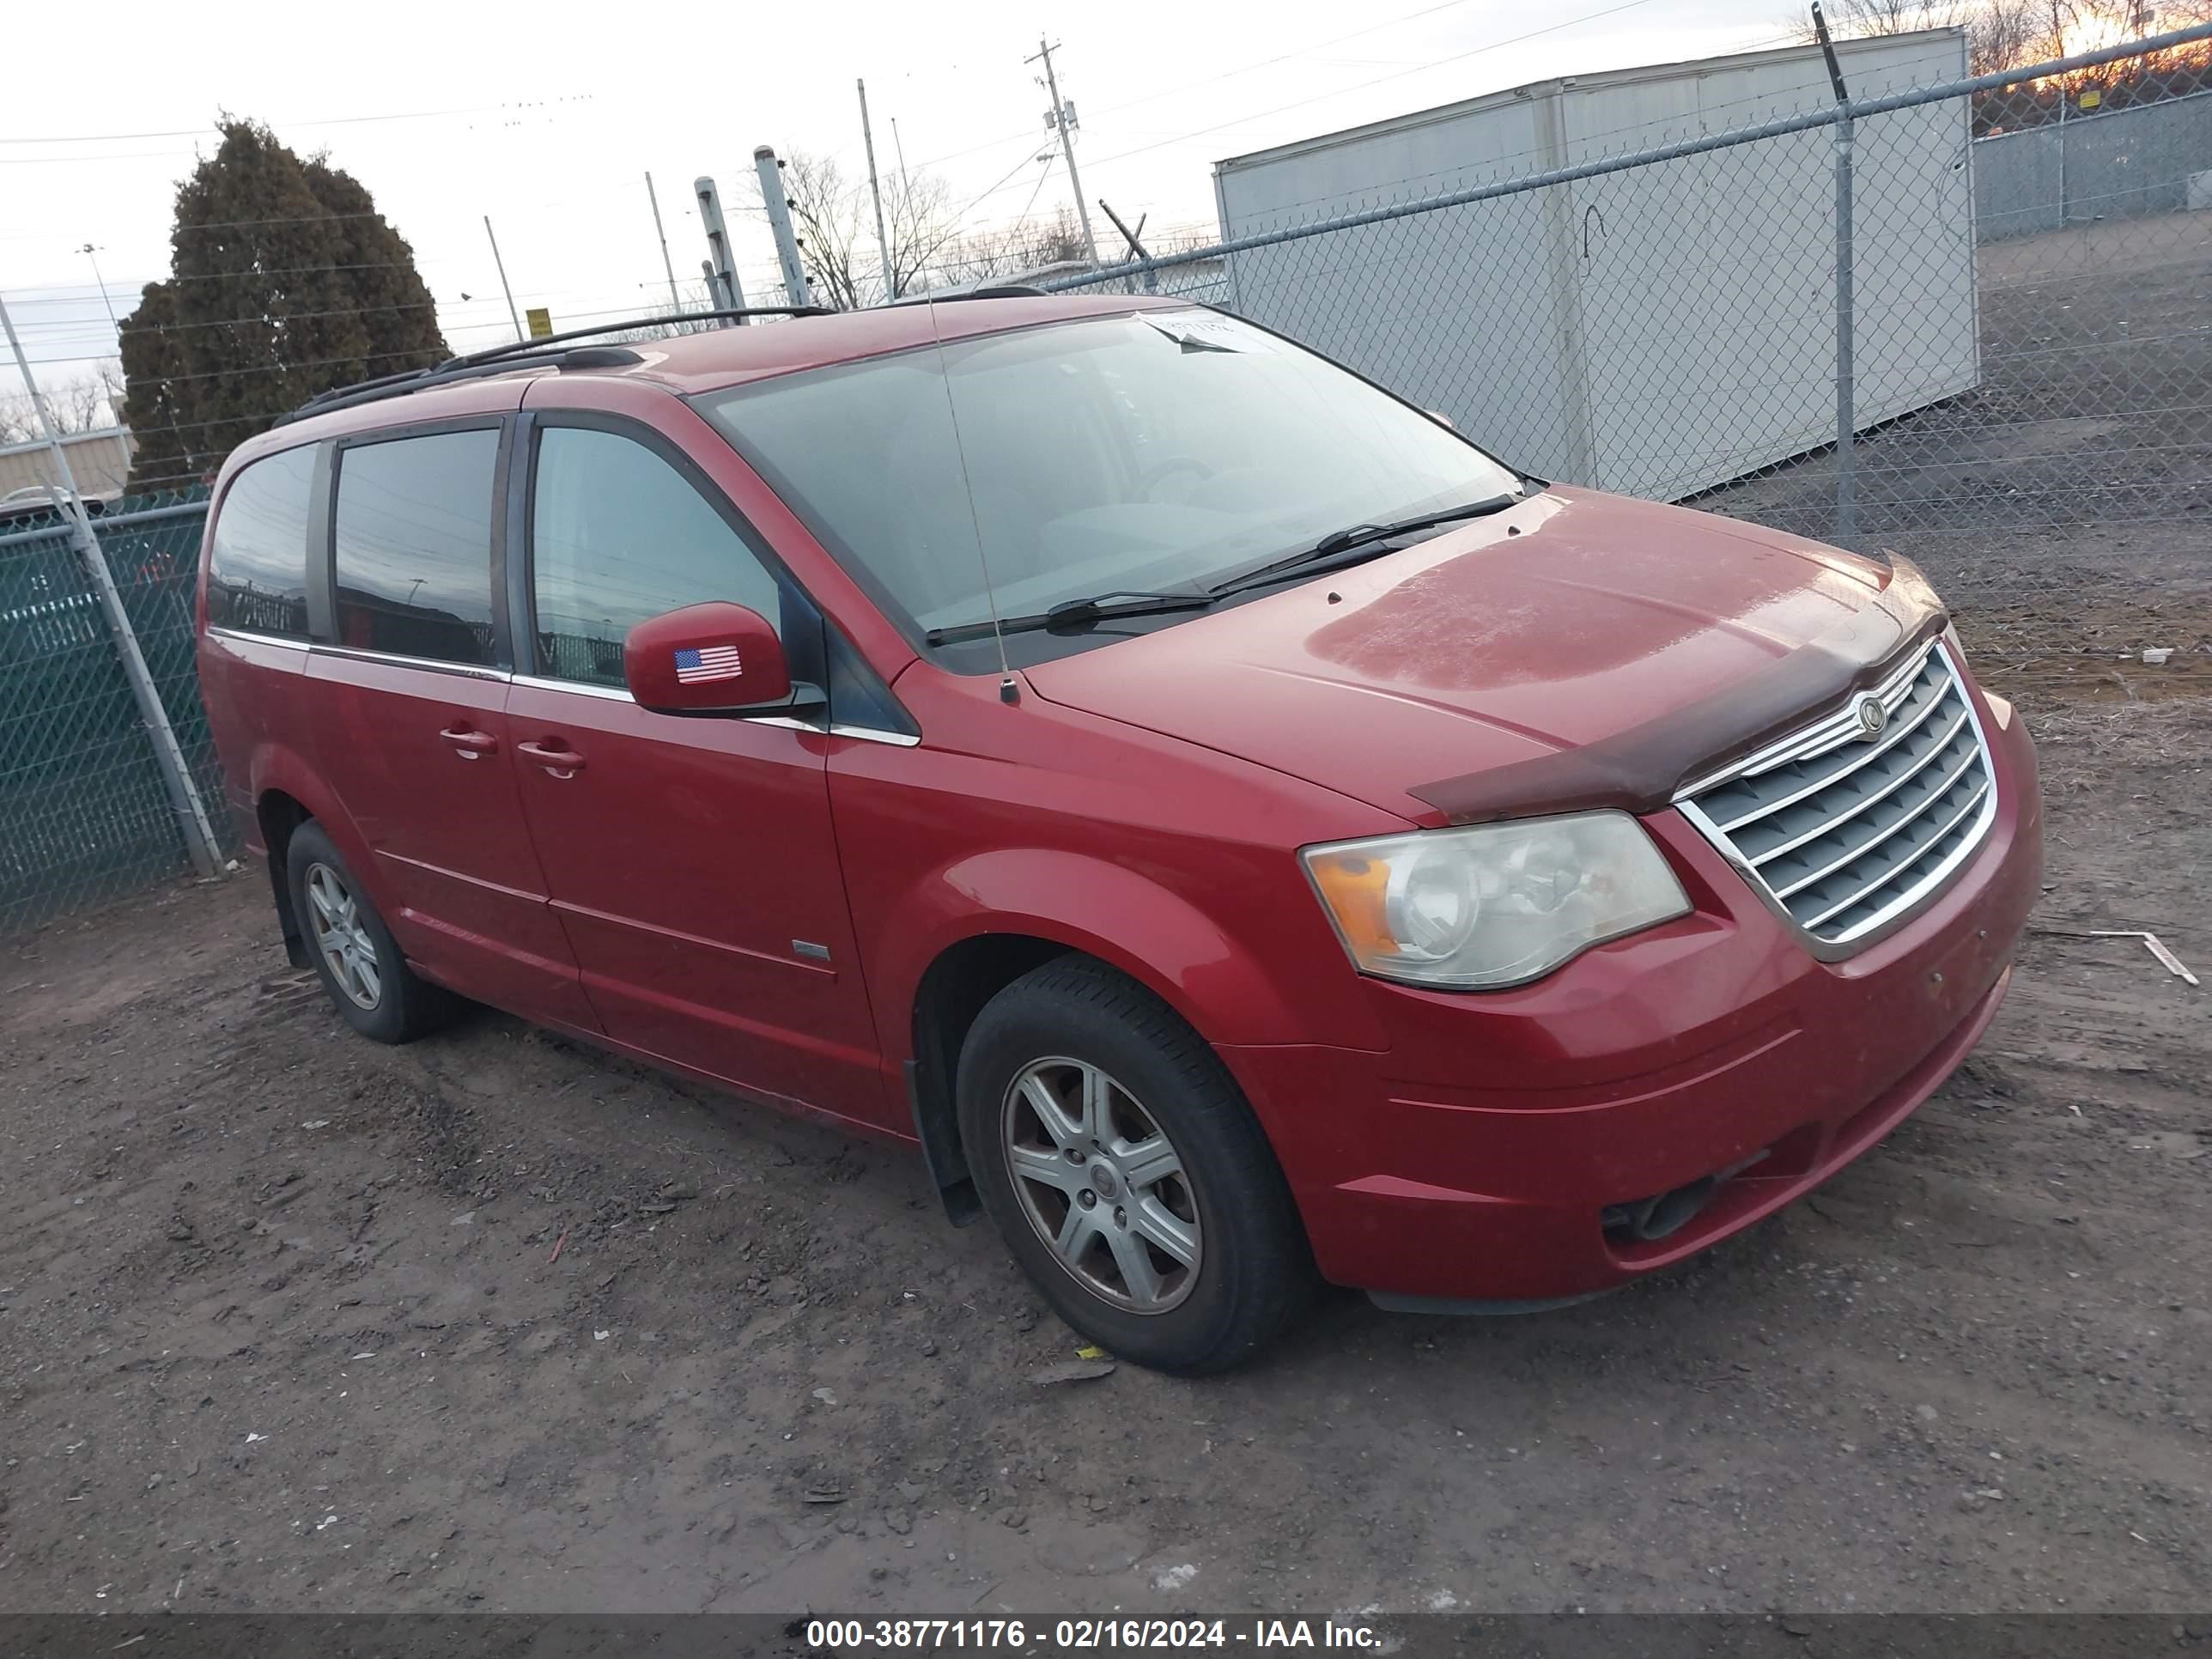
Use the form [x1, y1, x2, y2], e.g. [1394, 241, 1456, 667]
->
[1211, 31, 1978, 502]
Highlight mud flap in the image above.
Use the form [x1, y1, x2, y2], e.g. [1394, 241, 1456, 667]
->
[906, 1059, 980, 1226]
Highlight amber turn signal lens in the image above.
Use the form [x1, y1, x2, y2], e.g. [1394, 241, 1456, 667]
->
[1304, 851, 1395, 957]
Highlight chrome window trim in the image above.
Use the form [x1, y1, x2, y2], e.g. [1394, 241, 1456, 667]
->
[308, 642, 510, 684]
[750, 713, 923, 748]
[206, 624, 311, 653]
[828, 722, 922, 747]
[1673, 639, 1999, 963]
[509, 672, 632, 702]
[508, 674, 921, 745]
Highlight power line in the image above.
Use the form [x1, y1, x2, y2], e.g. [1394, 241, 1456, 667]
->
[951, 0, 1666, 216]
[1008, 154, 1059, 230]
[0, 100, 555, 147]
[5, 262, 428, 297]
[907, 0, 1505, 174]
[947, 142, 1057, 223]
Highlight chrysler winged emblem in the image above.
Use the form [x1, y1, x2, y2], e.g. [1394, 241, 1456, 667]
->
[1852, 693, 1888, 740]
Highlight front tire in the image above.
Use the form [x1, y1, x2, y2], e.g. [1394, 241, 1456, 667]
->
[957, 958, 1311, 1374]
[285, 822, 454, 1044]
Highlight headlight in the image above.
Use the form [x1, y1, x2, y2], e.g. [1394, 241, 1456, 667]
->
[1300, 811, 1691, 990]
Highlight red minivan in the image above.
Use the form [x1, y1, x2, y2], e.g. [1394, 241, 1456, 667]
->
[197, 295, 2042, 1373]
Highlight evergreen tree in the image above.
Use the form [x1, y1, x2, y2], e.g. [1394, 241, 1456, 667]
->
[118, 120, 447, 495]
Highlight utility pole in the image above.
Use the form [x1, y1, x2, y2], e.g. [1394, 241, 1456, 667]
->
[859, 81, 897, 301]
[1028, 38, 1102, 270]
[754, 146, 815, 310]
[0, 289, 221, 877]
[645, 173, 684, 314]
[482, 216, 523, 341]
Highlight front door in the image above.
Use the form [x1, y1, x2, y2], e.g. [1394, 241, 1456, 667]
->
[503, 419, 883, 1125]
[307, 423, 594, 1030]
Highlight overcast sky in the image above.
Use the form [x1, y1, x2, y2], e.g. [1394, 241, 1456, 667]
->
[3, 0, 1806, 404]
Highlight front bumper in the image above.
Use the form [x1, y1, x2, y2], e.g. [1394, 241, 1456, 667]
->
[1218, 688, 2044, 1304]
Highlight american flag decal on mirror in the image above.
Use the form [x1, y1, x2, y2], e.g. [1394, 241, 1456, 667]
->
[673, 644, 743, 684]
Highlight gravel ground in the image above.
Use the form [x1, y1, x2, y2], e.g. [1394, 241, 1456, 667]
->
[3, 210, 2208, 1626]
[1704, 208, 2212, 655]
[1, 684, 2206, 1618]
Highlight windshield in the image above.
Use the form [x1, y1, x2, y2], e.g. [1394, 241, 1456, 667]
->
[699, 309, 1522, 668]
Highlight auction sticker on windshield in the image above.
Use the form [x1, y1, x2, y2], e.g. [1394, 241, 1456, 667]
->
[1142, 313, 1271, 353]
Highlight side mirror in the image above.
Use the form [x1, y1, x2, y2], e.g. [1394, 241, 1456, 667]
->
[1425, 409, 1456, 429]
[623, 602, 800, 715]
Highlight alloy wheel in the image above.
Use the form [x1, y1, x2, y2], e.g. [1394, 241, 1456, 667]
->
[304, 861, 382, 1011]
[1000, 1057, 1201, 1313]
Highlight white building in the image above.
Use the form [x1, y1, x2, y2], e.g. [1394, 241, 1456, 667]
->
[1211, 31, 1978, 501]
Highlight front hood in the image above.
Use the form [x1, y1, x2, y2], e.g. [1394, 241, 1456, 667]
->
[1023, 487, 1946, 825]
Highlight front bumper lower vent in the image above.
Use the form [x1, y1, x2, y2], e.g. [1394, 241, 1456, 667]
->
[1676, 639, 1997, 952]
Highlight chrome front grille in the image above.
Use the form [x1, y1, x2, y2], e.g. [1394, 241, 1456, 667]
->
[1675, 639, 1996, 952]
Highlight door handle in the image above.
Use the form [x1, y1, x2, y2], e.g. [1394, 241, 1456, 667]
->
[517, 740, 586, 778]
[441, 726, 499, 760]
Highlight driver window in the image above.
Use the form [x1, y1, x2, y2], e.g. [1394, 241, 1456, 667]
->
[530, 426, 781, 688]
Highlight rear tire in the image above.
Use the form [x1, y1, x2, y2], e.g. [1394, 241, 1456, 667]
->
[285, 822, 455, 1044]
[957, 958, 1312, 1374]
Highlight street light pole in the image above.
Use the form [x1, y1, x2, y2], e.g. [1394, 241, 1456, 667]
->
[79, 244, 119, 332]
[483, 216, 523, 342]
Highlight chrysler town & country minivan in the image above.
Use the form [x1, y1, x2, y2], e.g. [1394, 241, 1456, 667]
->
[196, 295, 2043, 1372]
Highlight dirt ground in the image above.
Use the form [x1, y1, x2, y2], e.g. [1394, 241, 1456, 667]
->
[2, 678, 2207, 1618]
[1702, 209, 2212, 697]
[3, 209, 2209, 1622]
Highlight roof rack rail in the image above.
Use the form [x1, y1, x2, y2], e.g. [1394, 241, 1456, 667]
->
[282, 305, 834, 424]
[888, 284, 1050, 307]
[276, 345, 645, 425]
[438, 306, 830, 372]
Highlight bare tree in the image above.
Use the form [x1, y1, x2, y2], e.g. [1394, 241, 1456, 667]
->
[0, 359, 125, 443]
[1781, 0, 2038, 75]
[757, 151, 963, 309]
[606, 280, 728, 340]
[937, 210, 1094, 289]
[1778, 0, 2209, 123]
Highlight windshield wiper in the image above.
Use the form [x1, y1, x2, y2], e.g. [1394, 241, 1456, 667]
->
[923, 494, 1524, 646]
[925, 589, 1213, 647]
[1209, 493, 1522, 596]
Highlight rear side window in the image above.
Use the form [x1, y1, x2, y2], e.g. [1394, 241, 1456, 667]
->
[332, 429, 499, 665]
[529, 426, 781, 688]
[207, 446, 314, 637]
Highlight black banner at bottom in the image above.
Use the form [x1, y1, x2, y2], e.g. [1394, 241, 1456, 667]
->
[0, 1615, 2207, 1659]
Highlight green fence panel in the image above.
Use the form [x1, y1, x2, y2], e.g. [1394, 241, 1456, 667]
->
[0, 489, 223, 935]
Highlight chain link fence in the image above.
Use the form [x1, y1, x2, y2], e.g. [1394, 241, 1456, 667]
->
[1, 491, 228, 935]
[1046, 23, 2212, 690]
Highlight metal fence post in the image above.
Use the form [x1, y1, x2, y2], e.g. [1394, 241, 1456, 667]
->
[2056, 94, 2068, 226]
[1814, 4, 1857, 549]
[0, 289, 223, 878]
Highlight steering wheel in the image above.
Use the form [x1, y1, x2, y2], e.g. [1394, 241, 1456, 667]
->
[1135, 456, 1215, 501]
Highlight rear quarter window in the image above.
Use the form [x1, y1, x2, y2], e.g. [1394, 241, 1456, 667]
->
[207, 446, 315, 637]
